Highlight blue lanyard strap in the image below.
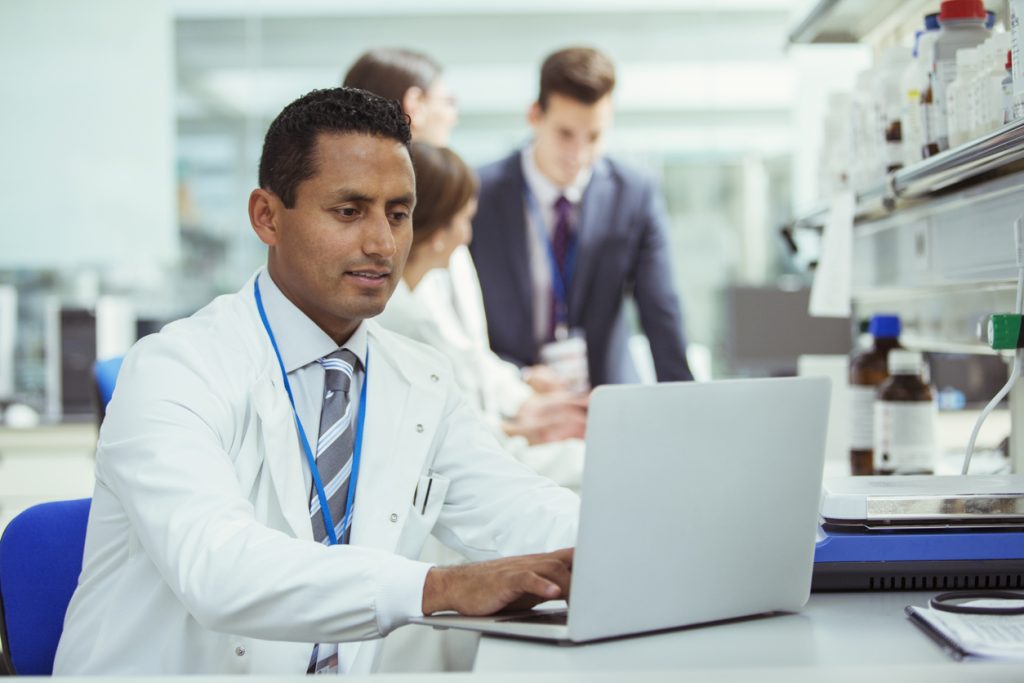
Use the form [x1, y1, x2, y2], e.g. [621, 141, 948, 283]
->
[523, 187, 578, 325]
[253, 277, 368, 546]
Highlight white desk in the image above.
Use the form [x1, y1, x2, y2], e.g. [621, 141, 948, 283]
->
[472, 591, 1003, 675]
[35, 668, 1024, 683]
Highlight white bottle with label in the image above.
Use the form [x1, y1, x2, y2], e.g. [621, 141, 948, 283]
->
[906, 15, 942, 166]
[874, 350, 938, 475]
[924, 0, 991, 156]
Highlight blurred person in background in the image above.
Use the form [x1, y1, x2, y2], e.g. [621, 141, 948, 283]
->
[377, 142, 586, 482]
[344, 49, 585, 452]
[470, 47, 694, 387]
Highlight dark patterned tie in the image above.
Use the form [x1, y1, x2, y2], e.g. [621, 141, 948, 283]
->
[549, 195, 573, 340]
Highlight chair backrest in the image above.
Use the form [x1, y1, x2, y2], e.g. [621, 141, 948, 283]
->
[0, 499, 90, 675]
[93, 356, 124, 423]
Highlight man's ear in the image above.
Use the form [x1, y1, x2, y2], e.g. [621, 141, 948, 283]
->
[249, 188, 281, 246]
[402, 86, 426, 129]
[527, 101, 542, 128]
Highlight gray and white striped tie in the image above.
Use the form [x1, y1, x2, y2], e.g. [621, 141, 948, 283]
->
[309, 348, 359, 674]
[310, 348, 359, 545]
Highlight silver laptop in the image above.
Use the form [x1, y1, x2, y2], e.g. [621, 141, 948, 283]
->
[410, 377, 830, 643]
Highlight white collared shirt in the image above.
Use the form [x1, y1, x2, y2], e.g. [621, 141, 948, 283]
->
[257, 268, 368, 494]
[520, 144, 593, 344]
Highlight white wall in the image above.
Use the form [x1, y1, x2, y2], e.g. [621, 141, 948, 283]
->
[0, 0, 177, 276]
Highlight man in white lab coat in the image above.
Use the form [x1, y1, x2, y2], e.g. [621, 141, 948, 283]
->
[52, 87, 578, 675]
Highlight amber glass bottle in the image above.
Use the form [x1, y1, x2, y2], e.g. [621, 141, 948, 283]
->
[849, 315, 902, 475]
[874, 350, 937, 475]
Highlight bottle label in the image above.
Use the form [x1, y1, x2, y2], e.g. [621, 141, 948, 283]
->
[849, 386, 876, 450]
[874, 400, 938, 473]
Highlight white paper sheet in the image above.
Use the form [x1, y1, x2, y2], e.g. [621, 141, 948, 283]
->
[809, 190, 855, 318]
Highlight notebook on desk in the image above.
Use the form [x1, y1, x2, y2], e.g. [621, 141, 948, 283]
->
[409, 377, 831, 643]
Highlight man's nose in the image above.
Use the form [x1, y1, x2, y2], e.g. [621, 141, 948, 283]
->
[363, 212, 396, 257]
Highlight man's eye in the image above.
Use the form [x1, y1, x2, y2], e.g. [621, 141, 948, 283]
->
[336, 207, 359, 218]
[390, 211, 410, 222]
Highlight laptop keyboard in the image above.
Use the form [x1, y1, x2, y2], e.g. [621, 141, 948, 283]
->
[500, 610, 569, 625]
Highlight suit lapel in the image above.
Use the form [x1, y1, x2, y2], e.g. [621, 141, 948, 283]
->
[570, 160, 617, 318]
[498, 157, 535, 326]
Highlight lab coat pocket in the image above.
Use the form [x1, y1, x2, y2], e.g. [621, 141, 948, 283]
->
[394, 474, 450, 560]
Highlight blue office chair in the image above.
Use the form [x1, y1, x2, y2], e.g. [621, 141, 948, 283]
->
[93, 355, 124, 423]
[0, 499, 91, 675]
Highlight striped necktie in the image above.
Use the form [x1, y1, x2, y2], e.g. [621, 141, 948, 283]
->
[310, 348, 360, 545]
[309, 348, 359, 674]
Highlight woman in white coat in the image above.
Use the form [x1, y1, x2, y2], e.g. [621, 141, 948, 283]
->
[377, 144, 586, 488]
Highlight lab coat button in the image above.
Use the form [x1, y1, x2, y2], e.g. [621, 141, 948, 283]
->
[390, 513, 399, 523]
[235, 646, 246, 657]
[430, 374, 439, 382]
[416, 424, 424, 433]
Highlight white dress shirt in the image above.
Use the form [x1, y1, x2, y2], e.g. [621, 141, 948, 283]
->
[520, 144, 593, 344]
[257, 269, 367, 495]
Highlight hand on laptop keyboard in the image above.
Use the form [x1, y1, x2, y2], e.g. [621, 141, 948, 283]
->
[421, 547, 573, 616]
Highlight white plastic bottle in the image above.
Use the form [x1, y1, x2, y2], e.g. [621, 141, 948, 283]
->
[981, 34, 1013, 135]
[945, 48, 973, 147]
[1004, 50, 1015, 124]
[1011, 0, 1024, 119]
[910, 15, 943, 163]
[924, 0, 991, 156]
[876, 47, 912, 172]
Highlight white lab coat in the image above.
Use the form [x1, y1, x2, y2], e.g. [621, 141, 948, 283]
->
[53, 273, 578, 675]
[379, 270, 585, 490]
[415, 247, 533, 420]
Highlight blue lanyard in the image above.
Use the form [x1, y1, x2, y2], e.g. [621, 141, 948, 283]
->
[253, 277, 368, 546]
[523, 186, 578, 327]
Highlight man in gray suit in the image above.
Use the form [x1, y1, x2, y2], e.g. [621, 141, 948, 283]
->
[470, 47, 693, 387]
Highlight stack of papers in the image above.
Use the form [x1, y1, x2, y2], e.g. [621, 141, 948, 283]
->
[906, 600, 1024, 661]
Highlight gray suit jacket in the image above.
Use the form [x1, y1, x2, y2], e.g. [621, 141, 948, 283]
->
[470, 150, 693, 387]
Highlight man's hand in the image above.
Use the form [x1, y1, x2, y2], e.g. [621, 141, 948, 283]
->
[522, 364, 569, 394]
[421, 548, 574, 616]
[504, 392, 588, 445]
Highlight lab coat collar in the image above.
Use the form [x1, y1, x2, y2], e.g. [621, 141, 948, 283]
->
[521, 142, 593, 208]
[256, 268, 368, 372]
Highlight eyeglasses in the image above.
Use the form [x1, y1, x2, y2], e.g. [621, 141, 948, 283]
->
[929, 590, 1024, 616]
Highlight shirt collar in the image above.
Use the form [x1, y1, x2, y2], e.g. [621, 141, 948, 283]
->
[257, 268, 368, 373]
[521, 142, 593, 206]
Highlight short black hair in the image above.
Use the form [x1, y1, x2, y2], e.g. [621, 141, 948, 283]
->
[258, 87, 412, 208]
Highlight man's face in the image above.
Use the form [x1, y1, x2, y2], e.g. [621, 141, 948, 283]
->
[254, 132, 415, 343]
[529, 92, 614, 187]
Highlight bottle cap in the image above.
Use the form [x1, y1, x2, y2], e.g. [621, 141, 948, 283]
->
[924, 13, 941, 31]
[939, 0, 986, 23]
[869, 314, 901, 338]
[888, 350, 924, 375]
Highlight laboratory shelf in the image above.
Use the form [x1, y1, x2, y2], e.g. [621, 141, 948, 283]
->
[792, 117, 1024, 231]
[783, 103, 1024, 349]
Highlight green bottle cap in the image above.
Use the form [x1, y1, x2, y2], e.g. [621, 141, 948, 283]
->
[988, 314, 1023, 350]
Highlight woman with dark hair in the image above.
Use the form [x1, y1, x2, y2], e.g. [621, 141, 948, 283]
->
[343, 48, 457, 146]
[377, 143, 587, 482]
